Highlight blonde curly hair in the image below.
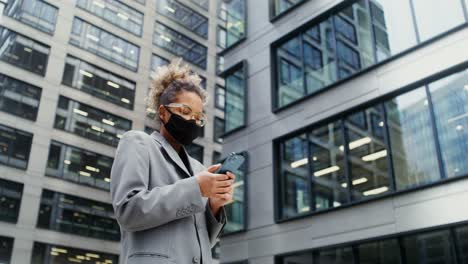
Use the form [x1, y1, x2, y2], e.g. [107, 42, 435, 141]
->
[146, 58, 208, 119]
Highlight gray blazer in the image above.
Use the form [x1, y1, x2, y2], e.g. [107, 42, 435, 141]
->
[110, 130, 226, 264]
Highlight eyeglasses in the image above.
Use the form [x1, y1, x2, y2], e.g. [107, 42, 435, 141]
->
[164, 103, 207, 127]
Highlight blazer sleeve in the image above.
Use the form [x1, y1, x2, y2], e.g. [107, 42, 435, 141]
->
[205, 202, 227, 248]
[110, 131, 206, 232]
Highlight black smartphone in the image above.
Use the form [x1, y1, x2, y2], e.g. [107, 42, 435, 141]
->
[215, 152, 245, 175]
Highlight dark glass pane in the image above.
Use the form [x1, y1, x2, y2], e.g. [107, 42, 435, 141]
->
[385, 87, 440, 190]
[0, 236, 13, 264]
[225, 65, 246, 133]
[345, 105, 390, 200]
[309, 121, 348, 211]
[186, 143, 203, 163]
[222, 152, 246, 234]
[215, 85, 225, 110]
[282, 252, 313, 264]
[429, 70, 468, 178]
[4, 0, 58, 34]
[274, 0, 304, 17]
[317, 246, 354, 264]
[0, 73, 41, 120]
[0, 178, 23, 223]
[31, 242, 119, 264]
[214, 117, 224, 143]
[358, 238, 401, 264]
[157, 0, 208, 38]
[0, 124, 32, 170]
[403, 229, 455, 264]
[212, 151, 221, 164]
[412, 0, 465, 41]
[455, 225, 468, 263]
[280, 134, 310, 218]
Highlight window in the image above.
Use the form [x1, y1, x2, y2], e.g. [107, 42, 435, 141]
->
[0, 73, 41, 120]
[156, 0, 208, 38]
[271, 0, 307, 19]
[220, 152, 247, 234]
[144, 126, 158, 135]
[214, 117, 224, 144]
[0, 178, 23, 223]
[46, 141, 114, 191]
[76, 0, 143, 36]
[3, 0, 58, 34]
[212, 151, 221, 164]
[37, 189, 120, 241]
[0, 236, 13, 264]
[273, 0, 468, 109]
[191, 0, 208, 10]
[70, 17, 140, 71]
[62, 55, 135, 110]
[54, 96, 132, 147]
[0, 27, 50, 76]
[186, 143, 203, 163]
[0, 124, 33, 170]
[153, 22, 207, 69]
[278, 223, 468, 264]
[223, 61, 247, 135]
[31, 242, 119, 264]
[150, 54, 169, 75]
[276, 65, 468, 220]
[215, 85, 225, 110]
[218, 0, 246, 50]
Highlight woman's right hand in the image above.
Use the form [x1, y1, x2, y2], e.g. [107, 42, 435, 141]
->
[196, 164, 234, 198]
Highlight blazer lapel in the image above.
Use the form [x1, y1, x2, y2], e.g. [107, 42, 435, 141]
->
[151, 131, 192, 178]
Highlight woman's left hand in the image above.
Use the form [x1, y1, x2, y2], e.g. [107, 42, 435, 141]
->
[209, 171, 236, 212]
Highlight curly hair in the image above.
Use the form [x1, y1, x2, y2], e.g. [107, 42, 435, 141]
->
[146, 58, 208, 119]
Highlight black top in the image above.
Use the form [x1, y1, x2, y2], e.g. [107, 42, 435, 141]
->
[178, 147, 193, 177]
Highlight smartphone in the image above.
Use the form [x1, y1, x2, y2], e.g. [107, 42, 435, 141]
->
[215, 152, 245, 175]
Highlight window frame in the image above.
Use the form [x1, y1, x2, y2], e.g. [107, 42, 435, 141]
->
[273, 61, 468, 223]
[269, 0, 309, 22]
[3, 0, 59, 35]
[217, 0, 248, 55]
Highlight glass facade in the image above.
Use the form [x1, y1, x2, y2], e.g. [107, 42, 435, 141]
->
[277, 66, 468, 219]
[215, 85, 225, 110]
[3, 0, 58, 34]
[46, 141, 114, 191]
[0, 236, 13, 264]
[37, 189, 120, 241]
[62, 56, 135, 110]
[153, 22, 207, 69]
[76, 0, 144, 36]
[191, 0, 208, 11]
[156, 0, 208, 39]
[272, 0, 306, 18]
[0, 124, 33, 170]
[0, 73, 41, 121]
[274, 0, 468, 108]
[186, 143, 203, 163]
[224, 62, 246, 134]
[214, 117, 224, 143]
[70, 18, 140, 72]
[278, 223, 467, 264]
[218, 0, 246, 49]
[54, 96, 132, 147]
[0, 27, 50, 76]
[150, 54, 170, 75]
[0, 178, 23, 223]
[221, 152, 247, 234]
[31, 242, 119, 264]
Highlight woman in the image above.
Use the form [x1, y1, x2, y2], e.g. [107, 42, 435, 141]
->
[110, 59, 235, 264]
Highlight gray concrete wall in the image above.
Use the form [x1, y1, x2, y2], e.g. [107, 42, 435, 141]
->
[219, 0, 468, 262]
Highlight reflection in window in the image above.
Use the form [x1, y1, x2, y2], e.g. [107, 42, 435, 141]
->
[318, 246, 354, 264]
[76, 0, 143, 36]
[46, 141, 114, 191]
[70, 18, 140, 71]
[31, 242, 119, 264]
[157, 0, 208, 38]
[37, 190, 120, 241]
[215, 85, 225, 110]
[0, 124, 33, 170]
[150, 54, 169, 76]
[3, 0, 58, 34]
[0, 73, 41, 120]
[214, 117, 224, 144]
[309, 122, 348, 211]
[0, 178, 23, 223]
[274, 0, 468, 108]
[412, 0, 465, 41]
[385, 88, 440, 190]
[272, 0, 305, 18]
[186, 143, 203, 163]
[403, 229, 455, 263]
[429, 70, 468, 179]
[219, 0, 246, 49]
[224, 62, 246, 134]
[0, 27, 50, 76]
[62, 56, 135, 110]
[279, 134, 310, 218]
[221, 152, 247, 234]
[191, 0, 208, 10]
[345, 105, 390, 200]
[358, 239, 401, 264]
[54, 96, 132, 147]
[0, 235, 13, 264]
[153, 22, 207, 69]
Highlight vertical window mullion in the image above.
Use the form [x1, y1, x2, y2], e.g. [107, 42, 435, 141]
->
[300, 32, 307, 97]
[408, 0, 422, 43]
[331, 15, 341, 81]
[398, 237, 408, 264]
[381, 102, 397, 192]
[341, 119, 353, 202]
[424, 85, 447, 180]
[306, 132, 316, 212]
[366, 0, 379, 65]
[451, 227, 462, 264]
[460, 0, 468, 21]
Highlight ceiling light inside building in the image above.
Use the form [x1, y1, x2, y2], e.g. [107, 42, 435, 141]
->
[107, 81, 119, 88]
[314, 165, 339, 177]
[362, 150, 387, 162]
[291, 158, 307, 168]
[363, 186, 389, 196]
[73, 108, 88, 116]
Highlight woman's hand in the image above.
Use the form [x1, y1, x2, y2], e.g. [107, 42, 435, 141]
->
[209, 171, 236, 209]
[196, 164, 234, 198]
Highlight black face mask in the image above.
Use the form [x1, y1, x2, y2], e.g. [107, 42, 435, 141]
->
[162, 109, 203, 145]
